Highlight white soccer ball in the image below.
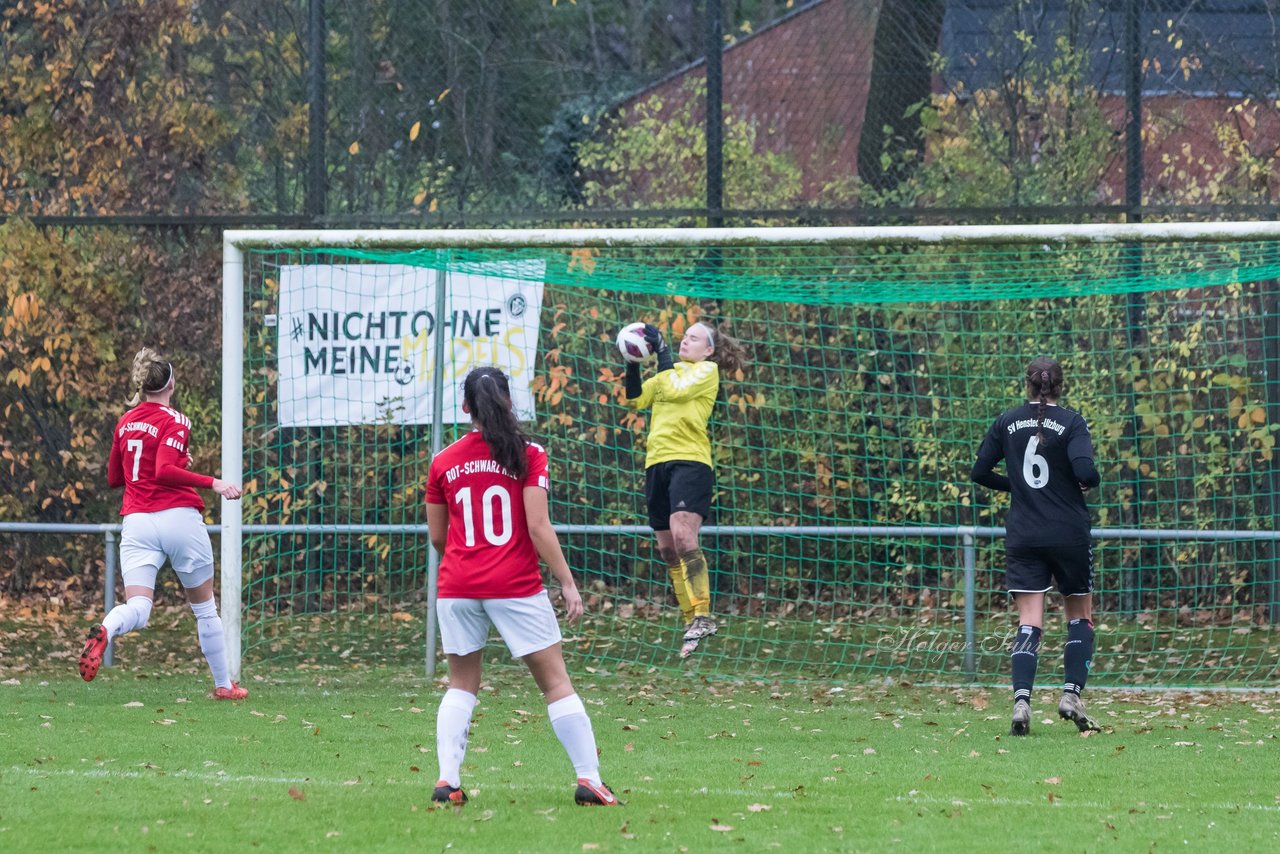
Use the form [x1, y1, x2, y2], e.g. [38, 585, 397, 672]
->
[616, 322, 654, 363]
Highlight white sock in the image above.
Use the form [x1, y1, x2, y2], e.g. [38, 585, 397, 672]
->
[435, 689, 477, 788]
[547, 694, 601, 786]
[191, 598, 231, 689]
[102, 595, 153, 638]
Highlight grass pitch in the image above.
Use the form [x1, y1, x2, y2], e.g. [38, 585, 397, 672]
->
[2, 620, 1279, 852]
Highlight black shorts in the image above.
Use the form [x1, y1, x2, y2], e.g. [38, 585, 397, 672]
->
[1005, 542, 1094, 597]
[644, 461, 714, 531]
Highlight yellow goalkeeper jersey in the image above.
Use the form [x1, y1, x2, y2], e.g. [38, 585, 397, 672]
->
[627, 360, 720, 468]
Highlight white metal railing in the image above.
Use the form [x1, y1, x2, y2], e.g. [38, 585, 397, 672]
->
[5, 520, 1278, 680]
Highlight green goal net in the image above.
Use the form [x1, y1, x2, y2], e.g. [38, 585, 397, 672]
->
[225, 227, 1280, 687]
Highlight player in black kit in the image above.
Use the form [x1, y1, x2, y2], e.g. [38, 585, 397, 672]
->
[971, 357, 1101, 736]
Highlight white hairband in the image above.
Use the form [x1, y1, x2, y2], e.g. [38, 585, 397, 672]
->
[694, 322, 715, 347]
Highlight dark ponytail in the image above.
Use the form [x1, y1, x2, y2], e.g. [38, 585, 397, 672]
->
[1024, 357, 1065, 445]
[697, 321, 750, 380]
[463, 367, 530, 479]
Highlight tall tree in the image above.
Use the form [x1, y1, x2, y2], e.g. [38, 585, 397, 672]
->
[856, 0, 946, 193]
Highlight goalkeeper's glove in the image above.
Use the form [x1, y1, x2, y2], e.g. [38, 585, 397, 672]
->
[643, 324, 674, 372]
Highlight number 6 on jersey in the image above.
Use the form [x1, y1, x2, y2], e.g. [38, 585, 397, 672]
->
[1022, 435, 1049, 489]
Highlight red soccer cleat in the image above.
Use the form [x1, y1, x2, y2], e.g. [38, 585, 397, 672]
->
[212, 682, 248, 701]
[78, 625, 109, 682]
[574, 779, 622, 806]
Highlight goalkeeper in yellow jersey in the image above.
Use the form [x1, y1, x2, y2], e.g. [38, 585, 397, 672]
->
[623, 320, 747, 658]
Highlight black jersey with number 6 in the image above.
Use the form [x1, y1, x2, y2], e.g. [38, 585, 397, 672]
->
[972, 403, 1096, 548]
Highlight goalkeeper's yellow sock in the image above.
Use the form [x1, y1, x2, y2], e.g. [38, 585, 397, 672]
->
[667, 562, 695, 624]
[680, 548, 712, 617]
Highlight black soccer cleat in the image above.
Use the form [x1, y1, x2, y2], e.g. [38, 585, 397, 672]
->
[432, 780, 467, 805]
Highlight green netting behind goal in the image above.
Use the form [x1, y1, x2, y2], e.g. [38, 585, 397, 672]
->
[235, 236, 1280, 687]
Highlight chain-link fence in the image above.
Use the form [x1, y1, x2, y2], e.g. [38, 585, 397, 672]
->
[5, 1, 1280, 227]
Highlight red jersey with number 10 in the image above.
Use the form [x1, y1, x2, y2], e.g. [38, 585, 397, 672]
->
[425, 431, 551, 599]
[107, 402, 214, 515]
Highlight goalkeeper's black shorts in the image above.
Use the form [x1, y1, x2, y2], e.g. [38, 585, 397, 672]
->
[644, 461, 713, 531]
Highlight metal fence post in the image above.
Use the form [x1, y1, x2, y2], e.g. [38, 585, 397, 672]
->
[963, 530, 977, 681]
[103, 528, 117, 668]
[425, 261, 449, 678]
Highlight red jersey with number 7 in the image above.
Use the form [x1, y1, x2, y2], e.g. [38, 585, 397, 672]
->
[107, 402, 214, 515]
[425, 431, 550, 599]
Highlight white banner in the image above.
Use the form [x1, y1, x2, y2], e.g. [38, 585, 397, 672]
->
[276, 262, 544, 426]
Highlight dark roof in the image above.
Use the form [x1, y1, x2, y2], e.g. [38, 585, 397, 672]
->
[941, 0, 1280, 97]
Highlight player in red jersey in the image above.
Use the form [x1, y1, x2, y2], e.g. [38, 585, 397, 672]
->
[425, 366, 620, 807]
[78, 348, 247, 700]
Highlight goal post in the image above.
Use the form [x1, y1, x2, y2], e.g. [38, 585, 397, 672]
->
[222, 224, 1280, 687]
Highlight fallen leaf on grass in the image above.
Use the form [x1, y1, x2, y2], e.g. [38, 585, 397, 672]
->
[288, 787, 305, 801]
[710, 824, 734, 832]
[1044, 776, 1062, 784]
[747, 803, 771, 812]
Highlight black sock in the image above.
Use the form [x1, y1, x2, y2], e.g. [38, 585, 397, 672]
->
[1063, 618, 1095, 695]
[1011, 625, 1042, 705]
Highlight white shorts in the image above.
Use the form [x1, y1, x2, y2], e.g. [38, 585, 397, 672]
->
[120, 507, 215, 590]
[436, 592, 562, 658]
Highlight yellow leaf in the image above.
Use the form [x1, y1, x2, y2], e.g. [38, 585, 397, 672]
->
[1250, 407, 1266, 424]
[437, 87, 451, 102]
[409, 121, 420, 141]
[413, 189, 427, 206]
[428, 198, 438, 213]
[348, 141, 360, 155]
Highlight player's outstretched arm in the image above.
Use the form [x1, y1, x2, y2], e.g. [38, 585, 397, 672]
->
[643, 324, 673, 372]
[524, 485, 583, 623]
[624, 361, 643, 399]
